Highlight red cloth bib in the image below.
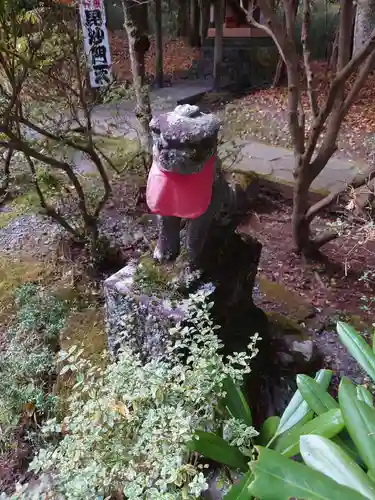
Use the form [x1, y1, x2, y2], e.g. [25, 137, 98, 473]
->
[146, 155, 215, 219]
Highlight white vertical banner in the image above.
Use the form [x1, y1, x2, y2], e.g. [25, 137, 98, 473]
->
[79, 0, 112, 88]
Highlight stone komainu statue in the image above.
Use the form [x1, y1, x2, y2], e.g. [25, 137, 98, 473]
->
[146, 104, 243, 264]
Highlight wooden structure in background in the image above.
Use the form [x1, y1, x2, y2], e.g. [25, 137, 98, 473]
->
[208, 0, 270, 39]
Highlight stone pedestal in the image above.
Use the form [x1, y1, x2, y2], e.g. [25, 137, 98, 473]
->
[104, 261, 189, 360]
[104, 219, 264, 360]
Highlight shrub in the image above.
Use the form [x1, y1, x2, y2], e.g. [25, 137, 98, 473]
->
[0, 284, 68, 452]
[219, 322, 375, 499]
[30, 288, 259, 499]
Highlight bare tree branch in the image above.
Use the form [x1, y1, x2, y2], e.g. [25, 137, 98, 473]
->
[306, 167, 375, 222]
[301, 0, 318, 118]
[303, 26, 375, 172]
[25, 153, 81, 238]
[239, 0, 287, 63]
[311, 230, 339, 248]
[341, 50, 375, 117]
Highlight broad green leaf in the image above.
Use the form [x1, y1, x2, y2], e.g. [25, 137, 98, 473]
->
[368, 469, 375, 483]
[189, 431, 248, 472]
[297, 375, 362, 463]
[339, 378, 375, 471]
[274, 408, 344, 458]
[257, 416, 280, 446]
[357, 386, 374, 407]
[224, 471, 253, 500]
[276, 369, 332, 437]
[297, 374, 339, 414]
[337, 322, 375, 382]
[249, 446, 368, 500]
[223, 377, 252, 426]
[372, 330, 375, 353]
[332, 433, 364, 466]
[301, 435, 375, 500]
[296, 376, 359, 463]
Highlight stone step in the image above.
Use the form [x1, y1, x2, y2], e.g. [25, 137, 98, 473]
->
[224, 139, 368, 202]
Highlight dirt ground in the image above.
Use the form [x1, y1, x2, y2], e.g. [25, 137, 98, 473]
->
[239, 189, 375, 387]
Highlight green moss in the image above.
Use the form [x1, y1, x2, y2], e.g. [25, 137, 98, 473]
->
[94, 135, 148, 174]
[0, 255, 107, 418]
[0, 188, 41, 228]
[133, 253, 193, 299]
[56, 307, 107, 416]
[0, 258, 56, 326]
[134, 256, 174, 296]
[231, 169, 330, 199]
[258, 276, 314, 321]
[230, 171, 260, 190]
[267, 311, 305, 336]
[60, 307, 107, 365]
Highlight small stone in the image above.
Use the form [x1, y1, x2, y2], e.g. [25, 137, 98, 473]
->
[291, 340, 314, 362]
[133, 230, 144, 241]
[277, 352, 295, 365]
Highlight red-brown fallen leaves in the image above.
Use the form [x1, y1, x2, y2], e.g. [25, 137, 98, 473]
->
[241, 192, 375, 320]
[242, 61, 375, 134]
[109, 32, 200, 83]
[109, 33, 375, 135]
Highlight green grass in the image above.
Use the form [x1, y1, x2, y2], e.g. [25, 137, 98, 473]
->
[93, 135, 148, 174]
[0, 188, 41, 228]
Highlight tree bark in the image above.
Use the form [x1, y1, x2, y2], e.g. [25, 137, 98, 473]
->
[213, 0, 224, 90]
[155, 0, 163, 88]
[292, 171, 312, 253]
[0, 147, 12, 204]
[353, 0, 375, 57]
[121, 0, 152, 153]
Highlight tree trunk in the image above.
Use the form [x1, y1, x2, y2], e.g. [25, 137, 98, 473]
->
[199, 0, 210, 44]
[121, 0, 152, 153]
[188, 0, 201, 46]
[177, 0, 189, 36]
[272, 0, 298, 88]
[353, 0, 375, 57]
[0, 147, 12, 204]
[292, 165, 312, 254]
[213, 0, 224, 89]
[155, 0, 163, 88]
[329, 28, 339, 69]
[273, 57, 287, 87]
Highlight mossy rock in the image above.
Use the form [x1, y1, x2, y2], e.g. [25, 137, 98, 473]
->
[267, 311, 306, 337]
[133, 254, 190, 299]
[258, 277, 314, 321]
[229, 171, 260, 191]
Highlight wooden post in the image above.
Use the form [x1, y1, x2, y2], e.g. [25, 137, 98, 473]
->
[155, 0, 164, 87]
[213, 0, 224, 90]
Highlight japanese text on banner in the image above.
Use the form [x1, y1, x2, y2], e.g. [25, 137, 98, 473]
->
[79, 0, 112, 88]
